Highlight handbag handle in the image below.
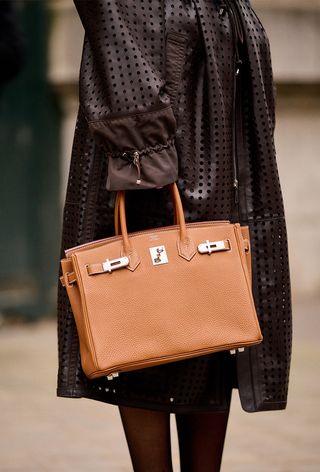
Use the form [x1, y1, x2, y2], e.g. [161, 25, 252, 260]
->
[115, 183, 197, 261]
[114, 185, 179, 236]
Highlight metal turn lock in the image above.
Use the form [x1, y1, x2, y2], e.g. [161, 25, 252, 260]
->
[149, 245, 169, 266]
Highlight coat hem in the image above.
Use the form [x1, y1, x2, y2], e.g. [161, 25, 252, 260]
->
[242, 401, 287, 412]
[84, 394, 232, 414]
[57, 387, 287, 413]
[57, 387, 233, 414]
[56, 387, 83, 398]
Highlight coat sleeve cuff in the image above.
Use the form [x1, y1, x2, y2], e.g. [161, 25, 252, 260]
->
[88, 104, 178, 190]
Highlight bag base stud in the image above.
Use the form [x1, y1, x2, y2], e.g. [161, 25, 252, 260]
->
[229, 347, 245, 355]
[106, 372, 119, 380]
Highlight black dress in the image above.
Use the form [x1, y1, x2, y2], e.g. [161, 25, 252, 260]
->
[56, 0, 292, 413]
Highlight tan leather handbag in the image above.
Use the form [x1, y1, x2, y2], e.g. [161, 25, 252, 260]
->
[60, 183, 262, 380]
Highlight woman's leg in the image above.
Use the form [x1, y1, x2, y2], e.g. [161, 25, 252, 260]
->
[118, 405, 173, 472]
[175, 409, 230, 472]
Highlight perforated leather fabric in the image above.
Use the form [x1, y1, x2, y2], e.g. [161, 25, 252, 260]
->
[57, 0, 292, 413]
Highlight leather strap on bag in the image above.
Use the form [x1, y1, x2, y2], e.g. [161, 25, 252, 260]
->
[115, 183, 197, 261]
[114, 185, 179, 236]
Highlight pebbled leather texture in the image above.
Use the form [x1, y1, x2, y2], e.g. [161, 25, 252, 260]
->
[61, 184, 262, 379]
[57, 0, 292, 413]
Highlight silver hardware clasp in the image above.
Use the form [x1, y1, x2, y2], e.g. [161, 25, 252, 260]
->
[102, 256, 129, 273]
[197, 239, 230, 254]
[133, 151, 141, 185]
[149, 245, 168, 266]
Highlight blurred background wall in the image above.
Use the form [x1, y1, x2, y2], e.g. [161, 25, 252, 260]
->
[0, 1, 60, 321]
[0, 0, 319, 321]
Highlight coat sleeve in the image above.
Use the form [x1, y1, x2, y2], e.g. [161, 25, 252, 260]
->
[74, 0, 187, 191]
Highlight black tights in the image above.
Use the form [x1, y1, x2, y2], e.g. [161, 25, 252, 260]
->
[118, 405, 230, 472]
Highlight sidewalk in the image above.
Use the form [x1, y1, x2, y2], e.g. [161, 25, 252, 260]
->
[0, 297, 319, 471]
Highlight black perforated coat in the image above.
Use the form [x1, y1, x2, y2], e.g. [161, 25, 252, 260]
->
[57, 0, 292, 413]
